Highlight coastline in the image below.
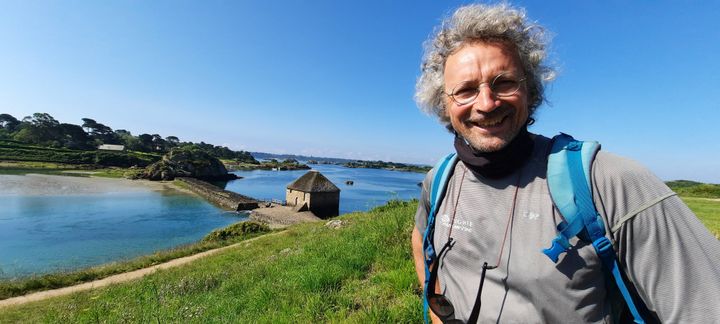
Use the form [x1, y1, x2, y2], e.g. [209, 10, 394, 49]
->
[0, 173, 193, 196]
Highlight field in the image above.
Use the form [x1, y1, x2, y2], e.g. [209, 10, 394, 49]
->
[683, 197, 720, 238]
[0, 140, 160, 168]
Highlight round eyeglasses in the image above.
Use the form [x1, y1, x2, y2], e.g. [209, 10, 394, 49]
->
[446, 72, 526, 106]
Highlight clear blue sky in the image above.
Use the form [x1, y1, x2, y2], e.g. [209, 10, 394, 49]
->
[1, 1, 718, 183]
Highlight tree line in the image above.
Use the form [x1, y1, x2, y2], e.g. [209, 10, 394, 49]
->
[0, 112, 256, 162]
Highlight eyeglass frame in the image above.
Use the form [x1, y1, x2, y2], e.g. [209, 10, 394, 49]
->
[425, 237, 497, 323]
[444, 71, 527, 106]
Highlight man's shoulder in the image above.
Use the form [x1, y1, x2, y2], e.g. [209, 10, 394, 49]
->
[591, 150, 675, 228]
[592, 151, 666, 189]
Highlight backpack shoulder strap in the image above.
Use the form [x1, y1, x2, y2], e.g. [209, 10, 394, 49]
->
[422, 152, 459, 266]
[544, 133, 646, 324]
[543, 133, 601, 261]
[421, 152, 458, 324]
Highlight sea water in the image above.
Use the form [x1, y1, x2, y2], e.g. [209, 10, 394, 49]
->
[0, 165, 425, 279]
[225, 163, 425, 214]
[0, 182, 246, 279]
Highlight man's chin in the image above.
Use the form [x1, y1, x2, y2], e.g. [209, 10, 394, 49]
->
[466, 137, 509, 153]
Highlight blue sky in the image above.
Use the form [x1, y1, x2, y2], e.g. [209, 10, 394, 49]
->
[1, 1, 718, 183]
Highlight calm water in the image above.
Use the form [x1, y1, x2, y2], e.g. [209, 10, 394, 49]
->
[226, 163, 425, 214]
[0, 189, 246, 279]
[0, 165, 425, 279]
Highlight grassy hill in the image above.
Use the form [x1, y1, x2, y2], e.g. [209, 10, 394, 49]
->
[667, 180, 720, 199]
[0, 196, 717, 322]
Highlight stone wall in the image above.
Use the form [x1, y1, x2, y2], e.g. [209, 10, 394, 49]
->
[308, 192, 339, 218]
[286, 188, 308, 209]
[176, 177, 259, 211]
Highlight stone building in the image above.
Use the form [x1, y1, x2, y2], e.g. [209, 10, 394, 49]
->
[97, 144, 125, 151]
[286, 170, 340, 218]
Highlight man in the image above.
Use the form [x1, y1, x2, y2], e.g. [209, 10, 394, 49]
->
[411, 3, 720, 323]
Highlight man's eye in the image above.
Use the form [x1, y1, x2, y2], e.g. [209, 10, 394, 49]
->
[493, 80, 518, 92]
[454, 88, 477, 98]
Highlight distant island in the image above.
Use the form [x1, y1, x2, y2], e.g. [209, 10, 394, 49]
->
[342, 160, 431, 173]
[251, 152, 432, 173]
[250, 152, 358, 165]
[225, 158, 310, 171]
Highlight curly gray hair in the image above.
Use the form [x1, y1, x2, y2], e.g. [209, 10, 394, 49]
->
[415, 3, 556, 126]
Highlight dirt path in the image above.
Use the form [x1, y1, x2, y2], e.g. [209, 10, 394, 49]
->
[0, 231, 285, 308]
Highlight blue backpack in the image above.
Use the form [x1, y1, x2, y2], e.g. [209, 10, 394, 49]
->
[421, 133, 647, 324]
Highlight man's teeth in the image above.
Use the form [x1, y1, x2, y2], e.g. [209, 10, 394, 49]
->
[476, 117, 504, 127]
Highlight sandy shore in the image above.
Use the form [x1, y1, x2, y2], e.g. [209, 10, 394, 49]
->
[0, 174, 188, 196]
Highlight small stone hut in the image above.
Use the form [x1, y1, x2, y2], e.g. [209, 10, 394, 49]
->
[286, 170, 340, 218]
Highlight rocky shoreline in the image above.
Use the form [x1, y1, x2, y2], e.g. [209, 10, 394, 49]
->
[175, 177, 259, 211]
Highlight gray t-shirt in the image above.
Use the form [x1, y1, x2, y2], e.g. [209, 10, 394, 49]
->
[415, 134, 720, 323]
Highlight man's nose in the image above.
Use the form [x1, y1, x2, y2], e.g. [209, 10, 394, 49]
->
[473, 85, 500, 112]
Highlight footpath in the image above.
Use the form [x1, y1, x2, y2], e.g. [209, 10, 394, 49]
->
[0, 231, 285, 308]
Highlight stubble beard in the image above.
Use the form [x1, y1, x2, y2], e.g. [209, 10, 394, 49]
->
[461, 125, 521, 153]
[457, 110, 524, 153]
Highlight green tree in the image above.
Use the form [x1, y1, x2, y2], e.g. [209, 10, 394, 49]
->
[0, 113, 20, 132]
[13, 113, 62, 146]
[58, 123, 93, 149]
[165, 136, 179, 148]
[81, 118, 97, 133]
[137, 133, 154, 152]
[30, 113, 60, 129]
[81, 118, 119, 144]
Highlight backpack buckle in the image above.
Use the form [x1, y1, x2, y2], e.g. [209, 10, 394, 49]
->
[591, 236, 615, 261]
[542, 235, 571, 263]
[566, 141, 582, 151]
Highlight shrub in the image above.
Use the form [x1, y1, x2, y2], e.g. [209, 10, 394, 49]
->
[203, 221, 271, 242]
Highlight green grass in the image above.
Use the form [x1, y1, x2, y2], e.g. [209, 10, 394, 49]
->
[667, 180, 720, 198]
[671, 184, 720, 198]
[0, 141, 160, 167]
[683, 197, 720, 238]
[0, 200, 423, 323]
[0, 160, 146, 179]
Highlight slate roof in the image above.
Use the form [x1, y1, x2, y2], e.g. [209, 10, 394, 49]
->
[287, 170, 340, 193]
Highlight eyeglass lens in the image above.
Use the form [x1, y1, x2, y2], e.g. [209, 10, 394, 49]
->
[449, 72, 523, 105]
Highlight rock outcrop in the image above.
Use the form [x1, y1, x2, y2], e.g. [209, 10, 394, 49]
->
[141, 147, 238, 181]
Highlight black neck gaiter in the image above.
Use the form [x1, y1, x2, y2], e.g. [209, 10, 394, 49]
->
[454, 127, 534, 179]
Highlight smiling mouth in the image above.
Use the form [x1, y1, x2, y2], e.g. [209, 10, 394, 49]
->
[468, 114, 508, 128]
